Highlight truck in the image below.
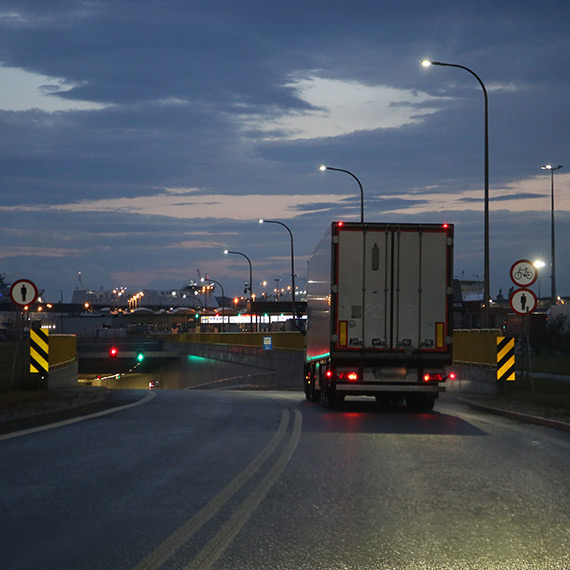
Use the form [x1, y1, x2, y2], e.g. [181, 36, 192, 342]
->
[304, 221, 454, 412]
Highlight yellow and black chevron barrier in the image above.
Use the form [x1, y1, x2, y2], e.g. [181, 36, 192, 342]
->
[497, 336, 515, 382]
[30, 327, 49, 375]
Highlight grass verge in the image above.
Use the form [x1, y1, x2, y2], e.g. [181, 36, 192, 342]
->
[504, 376, 570, 412]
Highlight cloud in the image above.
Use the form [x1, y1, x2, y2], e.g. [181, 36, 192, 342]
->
[242, 75, 445, 140]
[0, 187, 356, 221]
[0, 66, 107, 112]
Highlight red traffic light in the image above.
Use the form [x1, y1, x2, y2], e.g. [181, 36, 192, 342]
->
[109, 347, 119, 359]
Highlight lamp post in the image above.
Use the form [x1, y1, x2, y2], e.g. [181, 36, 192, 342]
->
[201, 277, 225, 332]
[541, 164, 563, 303]
[259, 219, 296, 328]
[224, 249, 254, 331]
[319, 165, 364, 223]
[421, 59, 490, 326]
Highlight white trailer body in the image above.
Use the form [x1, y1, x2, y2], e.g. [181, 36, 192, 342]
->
[304, 222, 454, 411]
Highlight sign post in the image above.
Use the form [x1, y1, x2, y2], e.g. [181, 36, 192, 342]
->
[509, 260, 537, 390]
[9, 279, 39, 389]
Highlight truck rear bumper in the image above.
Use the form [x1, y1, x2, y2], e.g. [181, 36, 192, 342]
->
[337, 383, 444, 393]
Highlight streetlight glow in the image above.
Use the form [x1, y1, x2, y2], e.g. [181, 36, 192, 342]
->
[421, 60, 432, 67]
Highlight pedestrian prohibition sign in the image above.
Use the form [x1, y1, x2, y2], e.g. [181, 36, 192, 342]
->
[9, 279, 38, 306]
[510, 287, 537, 315]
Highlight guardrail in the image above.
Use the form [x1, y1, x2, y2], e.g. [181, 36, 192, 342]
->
[453, 329, 503, 366]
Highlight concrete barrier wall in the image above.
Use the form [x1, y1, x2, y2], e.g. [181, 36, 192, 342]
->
[451, 329, 504, 394]
[47, 334, 78, 389]
[49, 334, 77, 368]
[164, 331, 305, 351]
[159, 341, 304, 390]
[48, 361, 79, 390]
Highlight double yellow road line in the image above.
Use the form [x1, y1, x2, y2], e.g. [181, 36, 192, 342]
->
[133, 406, 302, 570]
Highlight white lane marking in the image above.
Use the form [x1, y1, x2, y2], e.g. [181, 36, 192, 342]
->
[0, 391, 157, 442]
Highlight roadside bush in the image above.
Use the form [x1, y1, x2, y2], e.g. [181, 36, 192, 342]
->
[531, 315, 570, 356]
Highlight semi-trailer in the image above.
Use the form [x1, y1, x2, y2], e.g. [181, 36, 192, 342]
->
[304, 221, 454, 411]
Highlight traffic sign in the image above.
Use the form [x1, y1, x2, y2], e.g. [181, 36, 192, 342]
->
[509, 287, 537, 315]
[510, 259, 537, 288]
[9, 279, 38, 306]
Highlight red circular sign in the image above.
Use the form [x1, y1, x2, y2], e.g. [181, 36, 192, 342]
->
[510, 259, 537, 288]
[9, 279, 38, 306]
[509, 287, 537, 315]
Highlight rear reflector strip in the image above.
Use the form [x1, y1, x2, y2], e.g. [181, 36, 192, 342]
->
[436, 322, 444, 349]
[338, 321, 348, 347]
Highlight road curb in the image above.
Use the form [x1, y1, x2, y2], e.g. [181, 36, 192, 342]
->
[461, 398, 570, 433]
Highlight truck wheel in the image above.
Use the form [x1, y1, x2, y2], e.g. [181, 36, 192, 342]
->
[406, 394, 435, 413]
[310, 383, 320, 403]
[321, 384, 337, 409]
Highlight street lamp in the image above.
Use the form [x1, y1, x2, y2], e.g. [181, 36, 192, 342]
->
[224, 249, 254, 331]
[201, 277, 226, 332]
[541, 164, 563, 303]
[259, 219, 296, 328]
[319, 165, 364, 223]
[421, 59, 490, 326]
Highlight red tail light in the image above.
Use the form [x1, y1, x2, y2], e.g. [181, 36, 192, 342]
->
[338, 371, 359, 381]
[424, 372, 455, 382]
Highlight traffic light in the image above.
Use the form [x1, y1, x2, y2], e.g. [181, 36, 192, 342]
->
[109, 346, 119, 359]
[136, 350, 145, 363]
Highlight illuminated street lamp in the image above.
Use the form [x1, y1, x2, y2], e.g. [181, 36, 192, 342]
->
[533, 260, 546, 307]
[201, 277, 226, 332]
[224, 249, 254, 330]
[259, 218, 296, 328]
[319, 165, 364, 223]
[421, 59, 490, 326]
[540, 164, 563, 303]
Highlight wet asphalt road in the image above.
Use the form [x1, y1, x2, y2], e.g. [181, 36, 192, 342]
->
[1, 389, 569, 570]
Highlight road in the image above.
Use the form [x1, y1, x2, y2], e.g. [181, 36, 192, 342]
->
[1, 390, 570, 570]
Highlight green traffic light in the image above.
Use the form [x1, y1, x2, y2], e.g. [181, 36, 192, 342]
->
[137, 352, 144, 362]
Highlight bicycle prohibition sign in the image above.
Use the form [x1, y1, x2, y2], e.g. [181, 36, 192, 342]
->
[510, 259, 537, 288]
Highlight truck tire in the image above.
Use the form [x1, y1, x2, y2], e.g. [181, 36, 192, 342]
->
[320, 381, 337, 409]
[406, 393, 436, 413]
